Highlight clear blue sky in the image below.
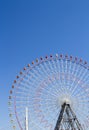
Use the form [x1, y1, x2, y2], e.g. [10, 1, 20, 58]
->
[0, 0, 89, 128]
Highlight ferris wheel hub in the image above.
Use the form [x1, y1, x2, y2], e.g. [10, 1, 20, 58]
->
[57, 94, 72, 107]
[61, 97, 71, 105]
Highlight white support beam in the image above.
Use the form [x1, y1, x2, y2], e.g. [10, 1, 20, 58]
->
[25, 107, 29, 130]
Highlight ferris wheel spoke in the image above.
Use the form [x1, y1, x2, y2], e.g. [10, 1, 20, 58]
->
[73, 87, 89, 99]
[71, 66, 88, 96]
[70, 69, 83, 93]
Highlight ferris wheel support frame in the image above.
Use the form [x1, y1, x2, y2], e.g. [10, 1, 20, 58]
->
[54, 103, 83, 130]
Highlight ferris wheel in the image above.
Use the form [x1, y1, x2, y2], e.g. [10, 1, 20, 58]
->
[8, 54, 89, 130]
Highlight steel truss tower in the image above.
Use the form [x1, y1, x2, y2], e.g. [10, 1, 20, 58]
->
[55, 103, 83, 130]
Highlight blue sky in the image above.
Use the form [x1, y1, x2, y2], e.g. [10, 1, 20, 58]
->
[0, 0, 89, 128]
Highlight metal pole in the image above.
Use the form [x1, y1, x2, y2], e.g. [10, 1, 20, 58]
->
[25, 107, 29, 130]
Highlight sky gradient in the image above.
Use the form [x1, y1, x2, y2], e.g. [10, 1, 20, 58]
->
[0, 0, 89, 128]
